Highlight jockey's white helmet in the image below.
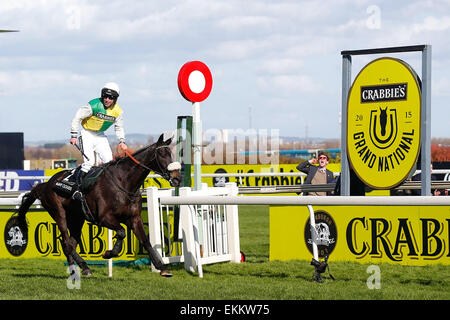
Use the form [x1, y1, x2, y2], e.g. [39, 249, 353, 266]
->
[102, 82, 120, 98]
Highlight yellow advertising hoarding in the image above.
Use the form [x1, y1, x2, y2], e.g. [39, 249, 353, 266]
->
[194, 164, 386, 195]
[270, 205, 450, 265]
[195, 163, 340, 187]
[347, 57, 421, 189]
[137, 163, 342, 192]
[0, 205, 180, 261]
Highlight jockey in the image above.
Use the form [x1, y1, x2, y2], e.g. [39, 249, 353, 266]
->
[70, 82, 128, 201]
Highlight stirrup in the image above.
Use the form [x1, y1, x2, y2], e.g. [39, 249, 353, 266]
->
[72, 190, 83, 201]
[72, 191, 96, 223]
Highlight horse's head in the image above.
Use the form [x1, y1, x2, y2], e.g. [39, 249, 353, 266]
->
[154, 133, 182, 187]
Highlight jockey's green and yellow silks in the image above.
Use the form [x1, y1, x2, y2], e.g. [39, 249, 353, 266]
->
[81, 98, 122, 132]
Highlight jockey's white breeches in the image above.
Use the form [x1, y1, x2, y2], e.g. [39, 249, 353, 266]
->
[79, 127, 113, 173]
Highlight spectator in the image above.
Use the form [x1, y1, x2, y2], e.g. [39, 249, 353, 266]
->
[297, 152, 335, 196]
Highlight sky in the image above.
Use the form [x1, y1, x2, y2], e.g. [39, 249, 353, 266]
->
[0, 0, 449, 143]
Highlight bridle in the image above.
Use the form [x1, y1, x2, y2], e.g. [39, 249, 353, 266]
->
[106, 144, 180, 200]
[118, 145, 177, 181]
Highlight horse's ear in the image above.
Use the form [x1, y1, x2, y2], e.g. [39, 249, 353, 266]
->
[157, 134, 164, 145]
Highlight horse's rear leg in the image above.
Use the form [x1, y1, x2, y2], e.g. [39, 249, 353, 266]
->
[43, 193, 92, 276]
[130, 215, 172, 277]
[49, 206, 91, 276]
[67, 215, 92, 276]
[57, 225, 92, 276]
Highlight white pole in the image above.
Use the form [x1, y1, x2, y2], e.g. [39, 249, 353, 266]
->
[146, 187, 164, 272]
[192, 101, 204, 252]
[307, 205, 319, 262]
[108, 229, 113, 277]
[192, 102, 202, 191]
[193, 207, 204, 279]
[179, 187, 197, 273]
[225, 182, 241, 263]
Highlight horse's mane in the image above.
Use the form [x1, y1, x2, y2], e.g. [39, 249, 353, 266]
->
[107, 143, 156, 167]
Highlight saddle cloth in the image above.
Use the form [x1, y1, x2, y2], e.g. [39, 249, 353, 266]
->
[54, 165, 106, 197]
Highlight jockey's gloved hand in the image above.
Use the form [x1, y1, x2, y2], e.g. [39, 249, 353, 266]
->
[119, 141, 127, 151]
[70, 137, 78, 145]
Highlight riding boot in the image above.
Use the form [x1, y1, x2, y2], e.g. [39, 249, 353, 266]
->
[71, 171, 95, 222]
[77, 170, 87, 187]
[72, 170, 87, 201]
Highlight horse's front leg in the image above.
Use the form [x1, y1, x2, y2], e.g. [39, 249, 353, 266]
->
[97, 211, 127, 259]
[102, 225, 126, 259]
[129, 214, 172, 277]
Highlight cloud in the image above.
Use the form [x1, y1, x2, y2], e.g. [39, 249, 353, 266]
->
[259, 58, 304, 74]
[1, 1, 450, 140]
[208, 39, 272, 60]
[412, 15, 450, 32]
[334, 18, 368, 33]
[257, 74, 321, 95]
[433, 76, 450, 97]
[0, 70, 90, 96]
[216, 15, 277, 32]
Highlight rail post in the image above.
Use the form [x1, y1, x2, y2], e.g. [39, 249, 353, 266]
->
[146, 186, 163, 272]
[225, 182, 240, 263]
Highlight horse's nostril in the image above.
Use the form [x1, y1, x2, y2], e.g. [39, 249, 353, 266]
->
[170, 177, 181, 187]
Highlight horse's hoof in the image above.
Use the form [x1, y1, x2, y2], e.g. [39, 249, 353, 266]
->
[160, 270, 173, 277]
[82, 269, 93, 276]
[102, 250, 114, 259]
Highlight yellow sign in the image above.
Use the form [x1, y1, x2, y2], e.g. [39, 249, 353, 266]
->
[347, 57, 421, 189]
[199, 164, 340, 186]
[0, 206, 180, 260]
[269, 205, 450, 266]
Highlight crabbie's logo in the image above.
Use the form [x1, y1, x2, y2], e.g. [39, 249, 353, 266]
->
[4, 216, 28, 256]
[347, 57, 421, 189]
[304, 210, 337, 258]
[95, 112, 116, 122]
[360, 83, 407, 103]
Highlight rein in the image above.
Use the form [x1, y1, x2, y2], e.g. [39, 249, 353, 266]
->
[116, 146, 152, 171]
[114, 144, 173, 186]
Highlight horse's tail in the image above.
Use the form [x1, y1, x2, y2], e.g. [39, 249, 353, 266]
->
[15, 182, 47, 232]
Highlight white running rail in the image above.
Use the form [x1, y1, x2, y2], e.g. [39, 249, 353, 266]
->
[146, 182, 241, 278]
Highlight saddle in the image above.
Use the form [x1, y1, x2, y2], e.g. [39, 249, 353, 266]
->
[53, 166, 107, 224]
[54, 166, 105, 195]
[79, 166, 106, 193]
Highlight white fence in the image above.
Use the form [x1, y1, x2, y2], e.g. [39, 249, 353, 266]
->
[159, 192, 450, 266]
[159, 195, 450, 206]
[146, 182, 241, 278]
[0, 194, 41, 206]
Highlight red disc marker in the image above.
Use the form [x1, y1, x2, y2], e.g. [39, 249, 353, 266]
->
[178, 61, 213, 102]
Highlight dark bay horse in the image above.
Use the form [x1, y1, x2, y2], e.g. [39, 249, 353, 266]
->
[16, 133, 181, 277]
